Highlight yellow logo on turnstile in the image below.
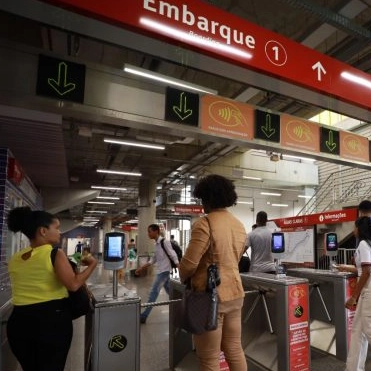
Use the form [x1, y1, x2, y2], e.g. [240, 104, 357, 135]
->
[108, 335, 127, 352]
[294, 305, 304, 318]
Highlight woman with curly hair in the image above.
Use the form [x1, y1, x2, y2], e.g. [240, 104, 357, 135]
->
[6, 206, 97, 371]
[179, 174, 247, 371]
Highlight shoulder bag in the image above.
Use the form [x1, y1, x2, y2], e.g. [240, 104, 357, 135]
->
[51, 248, 95, 320]
[182, 217, 220, 335]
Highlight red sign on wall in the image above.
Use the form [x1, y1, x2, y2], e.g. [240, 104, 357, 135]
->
[174, 205, 204, 214]
[274, 208, 358, 228]
[44, 0, 371, 110]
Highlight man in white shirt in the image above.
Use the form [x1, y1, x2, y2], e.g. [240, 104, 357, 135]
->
[135, 224, 179, 324]
[246, 211, 275, 273]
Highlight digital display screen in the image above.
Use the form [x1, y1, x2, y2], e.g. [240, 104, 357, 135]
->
[108, 236, 123, 258]
[271, 232, 285, 253]
[326, 233, 338, 252]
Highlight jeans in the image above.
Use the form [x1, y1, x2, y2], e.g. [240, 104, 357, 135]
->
[193, 297, 247, 371]
[141, 271, 170, 319]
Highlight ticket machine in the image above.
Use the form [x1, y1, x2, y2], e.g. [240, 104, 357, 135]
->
[271, 232, 286, 277]
[103, 232, 126, 298]
[324, 232, 338, 270]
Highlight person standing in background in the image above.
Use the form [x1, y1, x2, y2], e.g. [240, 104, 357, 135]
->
[135, 224, 179, 324]
[247, 211, 275, 273]
[6, 206, 97, 371]
[179, 174, 247, 371]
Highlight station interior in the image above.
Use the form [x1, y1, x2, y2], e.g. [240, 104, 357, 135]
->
[2, 0, 371, 370]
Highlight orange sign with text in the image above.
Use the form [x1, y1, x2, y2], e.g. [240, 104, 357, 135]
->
[340, 131, 369, 163]
[280, 114, 320, 153]
[200, 95, 254, 140]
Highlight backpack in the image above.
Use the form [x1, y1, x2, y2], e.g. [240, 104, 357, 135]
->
[170, 240, 183, 262]
[160, 239, 181, 270]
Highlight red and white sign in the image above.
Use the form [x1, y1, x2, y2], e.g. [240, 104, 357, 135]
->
[219, 352, 230, 371]
[7, 157, 24, 185]
[288, 284, 310, 371]
[174, 204, 204, 214]
[44, 0, 371, 109]
[274, 208, 358, 228]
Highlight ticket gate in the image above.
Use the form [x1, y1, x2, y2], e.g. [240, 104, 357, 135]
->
[286, 268, 357, 362]
[241, 273, 310, 371]
[89, 284, 140, 371]
[169, 274, 310, 371]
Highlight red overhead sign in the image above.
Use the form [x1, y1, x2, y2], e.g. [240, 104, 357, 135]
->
[43, 0, 371, 110]
[274, 208, 358, 228]
[174, 205, 204, 214]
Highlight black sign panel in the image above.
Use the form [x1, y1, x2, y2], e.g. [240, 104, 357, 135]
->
[165, 87, 199, 126]
[320, 127, 340, 155]
[36, 54, 86, 103]
[254, 110, 280, 142]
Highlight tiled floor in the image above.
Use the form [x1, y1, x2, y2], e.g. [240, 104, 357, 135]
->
[63, 263, 371, 371]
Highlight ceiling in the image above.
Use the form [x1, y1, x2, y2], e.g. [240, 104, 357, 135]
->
[1, 0, 371, 228]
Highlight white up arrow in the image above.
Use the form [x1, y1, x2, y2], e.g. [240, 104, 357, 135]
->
[312, 61, 326, 81]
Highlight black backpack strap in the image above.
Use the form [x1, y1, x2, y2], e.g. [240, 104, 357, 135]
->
[160, 238, 177, 269]
[50, 247, 59, 266]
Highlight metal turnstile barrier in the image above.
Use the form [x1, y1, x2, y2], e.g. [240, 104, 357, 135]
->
[241, 273, 310, 371]
[88, 284, 140, 371]
[287, 268, 357, 362]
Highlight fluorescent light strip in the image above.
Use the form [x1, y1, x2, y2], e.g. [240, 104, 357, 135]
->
[271, 203, 289, 207]
[341, 71, 371, 90]
[86, 210, 108, 214]
[88, 201, 115, 205]
[104, 138, 165, 150]
[124, 63, 218, 95]
[97, 196, 120, 200]
[243, 176, 263, 181]
[91, 186, 127, 191]
[140, 17, 253, 61]
[97, 169, 142, 177]
[283, 154, 315, 162]
[298, 195, 312, 199]
[261, 192, 282, 196]
[237, 201, 253, 205]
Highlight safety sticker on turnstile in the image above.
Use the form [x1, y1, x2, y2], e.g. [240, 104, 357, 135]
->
[288, 284, 310, 371]
[108, 335, 128, 352]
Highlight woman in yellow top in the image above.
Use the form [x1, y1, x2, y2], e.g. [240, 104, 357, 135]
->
[179, 174, 247, 371]
[7, 206, 97, 371]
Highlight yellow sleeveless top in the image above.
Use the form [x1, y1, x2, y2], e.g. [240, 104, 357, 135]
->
[8, 244, 68, 305]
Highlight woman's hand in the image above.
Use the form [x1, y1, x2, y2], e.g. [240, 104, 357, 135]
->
[345, 296, 357, 309]
[81, 253, 97, 267]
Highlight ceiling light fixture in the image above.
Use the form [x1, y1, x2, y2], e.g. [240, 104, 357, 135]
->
[124, 63, 218, 95]
[298, 195, 312, 199]
[104, 138, 165, 150]
[91, 186, 127, 191]
[260, 192, 282, 196]
[243, 176, 263, 181]
[237, 201, 253, 205]
[282, 154, 315, 162]
[86, 210, 108, 214]
[341, 71, 371, 90]
[97, 196, 120, 200]
[271, 203, 289, 207]
[97, 169, 142, 177]
[87, 201, 115, 205]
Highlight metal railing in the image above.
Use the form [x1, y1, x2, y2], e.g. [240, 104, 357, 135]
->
[297, 167, 371, 216]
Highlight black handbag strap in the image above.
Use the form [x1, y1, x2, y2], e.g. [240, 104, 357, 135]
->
[204, 216, 215, 263]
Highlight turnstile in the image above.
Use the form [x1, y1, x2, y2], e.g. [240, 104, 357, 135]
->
[241, 273, 310, 371]
[89, 285, 140, 371]
[170, 274, 310, 371]
[287, 268, 357, 362]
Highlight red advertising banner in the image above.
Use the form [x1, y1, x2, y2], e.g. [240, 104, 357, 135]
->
[200, 95, 254, 140]
[280, 114, 320, 153]
[339, 131, 369, 163]
[43, 0, 371, 110]
[274, 208, 358, 228]
[174, 205, 204, 214]
[288, 284, 310, 371]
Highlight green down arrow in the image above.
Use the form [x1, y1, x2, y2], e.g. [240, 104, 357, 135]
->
[261, 114, 275, 138]
[325, 131, 337, 152]
[48, 62, 76, 96]
[173, 92, 193, 120]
